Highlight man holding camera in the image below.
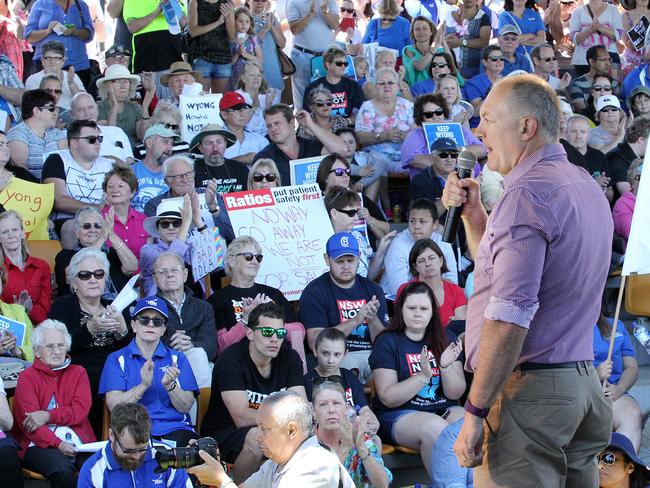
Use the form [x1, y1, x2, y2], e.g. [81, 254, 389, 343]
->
[78, 403, 193, 487]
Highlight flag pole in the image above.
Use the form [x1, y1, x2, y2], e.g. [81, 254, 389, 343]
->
[606, 274, 627, 363]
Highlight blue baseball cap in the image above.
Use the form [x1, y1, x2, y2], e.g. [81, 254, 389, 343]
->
[131, 296, 169, 319]
[607, 433, 650, 470]
[430, 137, 458, 153]
[326, 232, 360, 259]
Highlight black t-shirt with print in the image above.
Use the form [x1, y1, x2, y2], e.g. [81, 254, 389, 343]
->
[193, 158, 250, 194]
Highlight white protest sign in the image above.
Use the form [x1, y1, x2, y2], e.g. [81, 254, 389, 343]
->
[179, 94, 224, 144]
[223, 184, 333, 300]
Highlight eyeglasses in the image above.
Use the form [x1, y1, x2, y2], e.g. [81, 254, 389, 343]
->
[42, 343, 67, 352]
[422, 109, 444, 118]
[600, 107, 619, 113]
[336, 208, 359, 217]
[39, 104, 57, 112]
[42, 55, 64, 62]
[157, 219, 182, 229]
[437, 151, 459, 159]
[488, 56, 505, 62]
[166, 170, 195, 181]
[252, 172, 277, 182]
[540, 56, 557, 62]
[44, 88, 63, 95]
[237, 252, 263, 262]
[340, 7, 355, 13]
[136, 315, 167, 328]
[593, 85, 612, 92]
[253, 326, 287, 338]
[114, 434, 152, 454]
[315, 100, 333, 107]
[329, 167, 351, 177]
[81, 222, 102, 230]
[154, 267, 183, 276]
[376, 81, 396, 86]
[77, 269, 106, 281]
[334, 60, 349, 67]
[597, 452, 624, 466]
[74, 135, 104, 144]
[313, 375, 343, 385]
[431, 62, 448, 68]
[163, 123, 180, 130]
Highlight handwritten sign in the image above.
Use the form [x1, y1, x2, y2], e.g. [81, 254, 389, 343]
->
[189, 227, 225, 281]
[223, 184, 333, 300]
[629, 16, 649, 51]
[179, 94, 224, 144]
[0, 178, 54, 240]
[423, 122, 466, 154]
[0, 314, 26, 347]
[289, 156, 324, 186]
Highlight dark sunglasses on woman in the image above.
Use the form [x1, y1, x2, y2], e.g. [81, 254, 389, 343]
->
[81, 222, 102, 230]
[136, 315, 166, 328]
[329, 168, 351, 177]
[158, 220, 182, 229]
[422, 110, 445, 118]
[77, 269, 106, 281]
[252, 173, 277, 183]
[237, 252, 264, 263]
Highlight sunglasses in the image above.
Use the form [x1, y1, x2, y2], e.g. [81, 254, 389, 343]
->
[237, 252, 263, 262]
[39, 104, 57, 112]
[340, 7, 355, 13]
[431, 62, 448, 68]
[334, 60, 349, 67]
[593, 85, 612, 92]
[163, 122, 180, 131]
[315, 100, 334, 107]
[336, 208, 359, 217]
[75, 135, 104, 144]
[437, 151, 459, 159]
[540, 56, 557, 62]
[597, 452, 624, 466]
[423, 109, 444, 118]
[136, 315, 166, 328]
[158, 219, 182, 229]
[329, 167, 351, 177]
[44, 88, 63, 95]
[252, 172, 277, 182]
[77, 269, 106, 280]
[253, 326, 288, 339]
[488, 56, 505, 62]
[600, 107, 619, 113]
[81, 222, 102, 230]
[114, 435, 151, 454]
[313, 374, 343, 385]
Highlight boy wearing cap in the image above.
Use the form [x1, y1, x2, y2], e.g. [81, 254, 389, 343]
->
[189, 122, 250, 194]
[300, 232, 388, 383]
[99, 296, 199, 447]
[220, 92, 269, 166]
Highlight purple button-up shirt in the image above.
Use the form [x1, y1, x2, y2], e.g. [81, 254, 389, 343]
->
[465, 143, 613, 371]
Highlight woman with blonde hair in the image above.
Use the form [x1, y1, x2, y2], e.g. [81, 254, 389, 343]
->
[235, 61, 281, 136]
[247, 158, 281, 190]
[0, 210, 51, 324]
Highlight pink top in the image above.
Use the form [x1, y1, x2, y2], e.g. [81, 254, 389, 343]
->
[101, 206, 148, 260]
[612, 191, 636, 242]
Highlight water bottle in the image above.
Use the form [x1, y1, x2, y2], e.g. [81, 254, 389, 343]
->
[65, 432, 76, 462]
[633, 318, 650, 355]
[161, 0, 181, 35]
[311, 69, 323, 83]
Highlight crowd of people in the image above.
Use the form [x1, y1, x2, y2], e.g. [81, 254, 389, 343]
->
[0, 0, 649, 486]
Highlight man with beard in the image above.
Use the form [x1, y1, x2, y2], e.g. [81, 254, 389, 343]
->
[132, 124, 178, 212]
[190, 123, 250, 194]
[78, 402, 193, 487]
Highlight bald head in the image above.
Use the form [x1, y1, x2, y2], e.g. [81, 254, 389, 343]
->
[71, 93, 99, 122]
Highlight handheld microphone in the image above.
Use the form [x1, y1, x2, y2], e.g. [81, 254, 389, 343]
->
[442, 149, 477, 244]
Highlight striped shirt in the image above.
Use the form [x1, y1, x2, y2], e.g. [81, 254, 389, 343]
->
[465, 143, 613, 369]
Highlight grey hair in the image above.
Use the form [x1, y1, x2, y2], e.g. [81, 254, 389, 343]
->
[74, 206, 103, 230]
[566, 114, 591, 129]
[627, 158, 644, 185]
[307, 84, 333, 107]
[375, 50, 396, 68]
[375, 66, 399, 83]
[262, 391, 313, 435]
[32, 319, 72, 351]
[312, 380, 346, 405]
[153, 251, 185, 271]
[70, 92, 96, 109]
[225, 236, 262, 277]
[66, 247, 110, 286]
[247, 158, 282, 190]
[495, 74, 560, 142]
[163, 155, 194, 177]
[39, 74, 62, 88]
[152, 101, 182, 125]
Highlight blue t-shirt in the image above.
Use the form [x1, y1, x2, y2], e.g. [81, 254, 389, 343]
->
[463, 73, 494, 127]
[497, 9, 544, 55]
[369, 331, 457, 414]
[362, 17, 412, 54]
[99, 340, 199, 437]
[593, 320, 636, 385]
[479, 51, 532, 75]
[131, 161, 168, 213]
[411, 79, 436, 98]
[622, 64, 649, 106]
[299, 273, 388, 352]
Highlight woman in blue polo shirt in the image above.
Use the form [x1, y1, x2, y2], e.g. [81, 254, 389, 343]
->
[498, 0, 545, 55]
[362, 0, 411, 59]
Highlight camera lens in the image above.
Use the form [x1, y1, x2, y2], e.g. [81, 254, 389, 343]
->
[154, 437, 219, 473]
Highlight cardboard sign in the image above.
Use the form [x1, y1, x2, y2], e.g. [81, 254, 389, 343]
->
[0, 178, 54, 240]
[223, 184, 333, 300]
[422, 122, 467, 154]
[628, 16, 649, 52]
[179, 94, 224, 144]
[0, 314, 26, 347]
[190, 227, 225, 281]
[289, 156, 324, 186]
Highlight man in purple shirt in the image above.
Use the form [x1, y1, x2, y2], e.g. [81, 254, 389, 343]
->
[443, 74, 613, 486]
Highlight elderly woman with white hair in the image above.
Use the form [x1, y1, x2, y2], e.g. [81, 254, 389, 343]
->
[12, 319, 95, 488]
[49, 247, 131, 437]
[363, 50, 413, 102]
[208, 235, 305, 353]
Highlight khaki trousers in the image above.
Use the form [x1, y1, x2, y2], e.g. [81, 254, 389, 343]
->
[474, 362, 613, 488]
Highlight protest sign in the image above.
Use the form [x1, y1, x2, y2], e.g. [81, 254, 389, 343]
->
[423, 122, 466, 153]
[223, 184, 333, 300]
[179, 94, 224, 144]
[0, 178, 54, 239]
[290, 156, 324, 186]
[190, 227, 225, 281]
[629, 16, 649, 51]
[0, 314, 26, 347]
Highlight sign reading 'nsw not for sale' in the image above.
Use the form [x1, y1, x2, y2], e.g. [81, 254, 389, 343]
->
[223, 184, 334, 300]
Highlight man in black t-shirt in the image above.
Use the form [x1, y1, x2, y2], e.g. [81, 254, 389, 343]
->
[200, 302, 306, 484]
[189, 123, 249, 194]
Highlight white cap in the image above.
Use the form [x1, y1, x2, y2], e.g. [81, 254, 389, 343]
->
[596, 94, 621, 113]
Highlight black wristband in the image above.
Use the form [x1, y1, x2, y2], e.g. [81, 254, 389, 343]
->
[197, 225, 208, 232]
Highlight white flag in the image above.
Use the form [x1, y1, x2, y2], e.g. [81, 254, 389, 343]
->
[622, 150, 650, 276]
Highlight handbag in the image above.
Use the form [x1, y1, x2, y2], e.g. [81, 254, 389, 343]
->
[277, 46, 295, 76]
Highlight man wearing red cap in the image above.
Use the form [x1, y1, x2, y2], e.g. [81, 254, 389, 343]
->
[219, 92, 269, 166]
